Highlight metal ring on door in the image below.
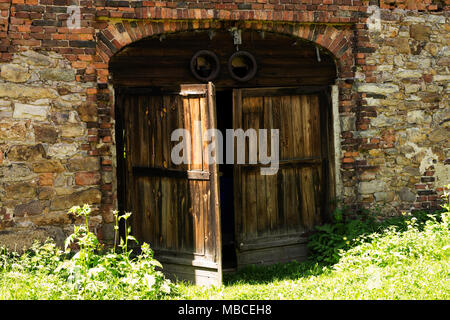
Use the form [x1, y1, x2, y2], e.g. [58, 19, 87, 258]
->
[190, 50, 221, 82]
[228, 51, 257, 82]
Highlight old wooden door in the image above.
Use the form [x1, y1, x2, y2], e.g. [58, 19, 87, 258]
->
[117, 83, 222, 286]
[232, 87, 329, 268]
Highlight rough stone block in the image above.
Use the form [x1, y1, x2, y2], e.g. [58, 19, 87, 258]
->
[60, 125, 85, 138]
[32, 160, 65, 173]
[34, 125, 58, 143]
[67, 157, 100, 172]
[0, 64, 31, 83]
[47, 143, 78, 159]
[357, 83, 399, 95]
[50, 188, 102, 211]
[75, 172, 101, 186]
[13, 103, 50, 121]
[39, 68, 76, 82]
[7, 144, 46, 161]
[0, 83, 57, 100]
[358, 180, 386, 195]
[14, 200, 48, 217]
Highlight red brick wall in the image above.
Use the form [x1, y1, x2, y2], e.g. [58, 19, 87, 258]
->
[380, 0, 447, 11]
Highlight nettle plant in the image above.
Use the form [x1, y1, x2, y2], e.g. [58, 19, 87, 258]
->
[56, 204, 174, 299]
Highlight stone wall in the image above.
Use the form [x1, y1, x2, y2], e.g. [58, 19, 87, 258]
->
[0, 50, 107, 250]
[0, 0, 448, 250]
[349, 8, 450, 214]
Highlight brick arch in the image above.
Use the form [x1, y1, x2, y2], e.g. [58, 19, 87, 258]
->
[95, 20, 354, 83]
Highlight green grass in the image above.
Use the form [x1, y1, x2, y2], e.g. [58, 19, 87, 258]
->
[176, 214, 450, 300]
[1, 202, 449, 300]
[176, 258, 449, 300]
[0, 272, 69, 300]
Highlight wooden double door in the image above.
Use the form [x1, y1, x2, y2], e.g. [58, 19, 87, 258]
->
[116, 84, 332, 286]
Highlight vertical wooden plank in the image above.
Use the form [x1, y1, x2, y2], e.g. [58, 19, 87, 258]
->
[302, 95, 312, 158]
[280, 95, 295, 234]
[201, 92, 211, 259]
[282, 95, 293, 160]
[300, 167, 315, 230]
[148, 176, 157, 245]
[206, 82, 221, 266]
[175, 95, 186, 172]
[255, 97, 268, 237]
[139, 95, 148, 167]
[155, 95, 163, 168]
[295, 167, 304, 233]
[187, 181, 194, 252]
[169, 95, 179, 170]
[240, 168, 247, 242]
[256, 170, 268, 236]
[288, 95, 301, 233]
[134, 96, 145, 240]
[161, 95, 169, 169]
[292, 96, 303, 232]
[312, 165, 322, 226]
[291, 95, 303, 159]
[182, 96, 191, 171]
[160, 176, 168, 249]
[168, 177, 176, 250]
[293, 167, 302, 233]
[178, 179, 186, 251]
[247, 170, 257, 240]
[199, 96, 208, 172]
[139, 95, 151, 242]
[155, 176, 162, 249]
[271, 96, 285, 235]
[263, 96, 276, 235]
[191, 181, 201, 254]
[244, 97, 259, 240]
[310, 95, 321, 157]
[148, 95, 155, 168]
[269, 95, 281, 235]
[191, 97, 203, 171]
[141, 177, 152, 244]
[300, 95, 313, 230]
[276, 169, 285, 234]
[233, 89, 243, 245]
[184, 92, 195, 253]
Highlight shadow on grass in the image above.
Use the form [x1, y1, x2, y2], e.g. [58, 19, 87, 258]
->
[223, 260, 328, 285]
[223, 209, 445, 286]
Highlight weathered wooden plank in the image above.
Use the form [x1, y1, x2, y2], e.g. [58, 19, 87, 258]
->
[191, 97, 203, 171]
[310, 95, 321, 157]
[206, 82, 221, 269]
[155, 96, 163, 168]
[233, 89, 243, 244]
[237, 242, 308, 269]
[132, 166, 211, 180]
[300, 167, 315, 230]
[180, 84, 207, 96]
[141, 177, 152, 244]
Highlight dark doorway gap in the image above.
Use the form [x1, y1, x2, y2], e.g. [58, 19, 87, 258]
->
[216, 89, 237, 271]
